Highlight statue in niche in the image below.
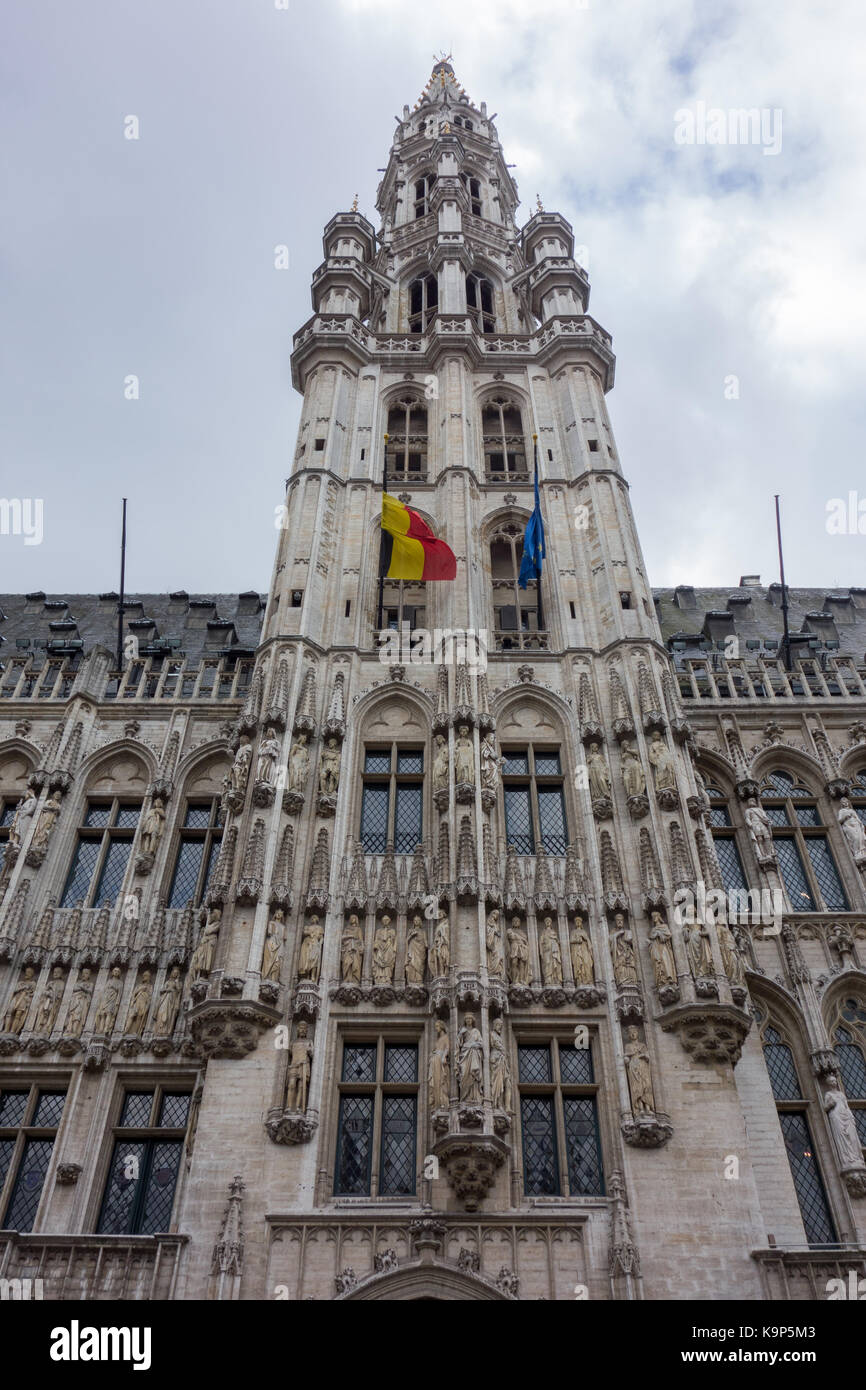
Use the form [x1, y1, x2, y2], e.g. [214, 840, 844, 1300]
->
[93, 967, 123, 1034]
[611, 914, 639, 988]
[458, 1013, 484, 1103]
[648, 911, 677, 988]
[341, 914, 364, 984]
[153, 966, 182, 1035]
[190, 906, 221, 979]
[229, 736, 253, 795]
[486, 908, 505, 978]
[127, 970, 154, 1034]
[684, 918, 714, 978]
[319, 737, 342, 796]
[620, 742, 646, 798]
[288, 734, 310, 794]
[624, 1026, 655, 1113]
[261, 909, 285, 983]
[432, 734, 449, 792]
[454, 725, 474, 786]
[2, 966, 37, 1034]
[647, 731, 676, 791]
[587, 743, 611, 800]
[31, 793, 62, 852]
[65, 968, 94, 1037]
[480, 735, 503, 792]
[286, 1021, 314, 1112]
[256, 727, 281, 786]
[298, 915, 325, 983]
[507, 916, 530, 985]
[569, 916, 594, 986]
[539, 916, 563, 985]
[744, 799, 774, 861]
[34, 966, 65, 1034]
[716, 917, 745, 986]
[372, 915, 397, 985]
[8, 792, 37, 849]
[140, 797, 165, 857]
[837, 798, 866, 861]
[489, 1017, 512, 1112]
[824, 1080, 864, 1170]
[429, 909, 450, 977]
[429, 1018, 450, 1111]
[405, 914, 427, 984]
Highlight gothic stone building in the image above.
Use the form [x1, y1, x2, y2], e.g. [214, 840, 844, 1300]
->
[1, 61, 865, 1303]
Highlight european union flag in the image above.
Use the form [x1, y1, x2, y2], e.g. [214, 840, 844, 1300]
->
[518, 462, 545, 589]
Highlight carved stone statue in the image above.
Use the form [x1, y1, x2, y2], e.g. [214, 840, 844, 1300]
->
[837, 798, 866, 861]
[507, 916, 530, 985]
[685, 919, 714, 978]
[716, 918, 745, 986]
[486, 908, 505, 978]
[190, 906, 221, 979]
[824, 1080, 864, 1170]
[229, 736, 252, 795]
[624, 1026, 655, 1113]
[569, 916, 594, 986]
[34, 966, 65, 1033]
[65, 968, 94, 1037]
[432, 734, 449, 792]
[405, 914, 427, 984]
[127, 970, 154, 1034]
[428, 1019, 450, 1111]
[480, 735, 502, 792]
[539, 916, 563, 985]
[372, 915, 397, 985]
[647, 731, 676, 791]
[286, 1021, 314, 1111]
[2, 966, 36, 1034]
[261, 909, 285, 983]
[341, 914, 363, 984]
[648, 911, 677, 988]
[429, 910, 450, 977]
[31, 793, 62, 851]
[319, 737, 342, 796]
[489, 1017, 512, 1112]
[256, 727, 281, 786]
[8, 792, 37, 849]
[458, 1013, 484, 1103]
[288, 734, 310, 794]
[298, 915, 325, 983]
[745, 799, 774, 861]
[454, 724, 474, 786]
[611, 915, 639, 988]
[620, 742, 646, 798]
[93, 967, 123, 1034]
[153, 965, 182, 1035]
[587, 743, 611, 799]
[140, 797, 165, 856]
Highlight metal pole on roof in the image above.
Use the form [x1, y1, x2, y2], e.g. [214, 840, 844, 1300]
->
[774, 495, 791, 671]
[116, 498, 127, 672]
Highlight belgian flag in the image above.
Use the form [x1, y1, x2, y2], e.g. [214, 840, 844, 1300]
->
[379, 492, 457, 581]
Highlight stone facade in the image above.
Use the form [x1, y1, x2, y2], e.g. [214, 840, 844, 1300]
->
[0, 60, 864, 1302]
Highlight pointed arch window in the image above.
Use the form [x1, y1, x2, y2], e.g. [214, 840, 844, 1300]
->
[386, 397, 428, 481]
[757, 1012, 837, 1247]
[482, 396, 528, 481]
[408, 274, 438, 333]
[413, 172, 436, 219]
[704, 784, 748, 895]
[466, 272, 495, 332]
[832, 996, 866, 1151]
[460, 172, 482, 215]
[760, 770, 848, 912]
[490, 522, 546, 650]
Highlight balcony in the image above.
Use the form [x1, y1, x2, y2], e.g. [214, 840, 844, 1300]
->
[752, 1245, 866, 1299]
[0, 1231, 188, 1300]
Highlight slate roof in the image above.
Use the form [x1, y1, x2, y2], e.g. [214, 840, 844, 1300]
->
[653, 583, 866, 660]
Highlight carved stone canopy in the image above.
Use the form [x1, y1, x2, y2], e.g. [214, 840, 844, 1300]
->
[659, 1001, 752, 1065]
[432, 1133, 508, 1211]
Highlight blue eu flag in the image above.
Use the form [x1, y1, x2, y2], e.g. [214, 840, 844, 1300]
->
[518, 461, 545, 589]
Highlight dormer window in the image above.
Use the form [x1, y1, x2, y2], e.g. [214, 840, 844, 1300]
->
[414, 172, 436, 219]
[408, 274, 438, 333]
[466, 273, 495, 333]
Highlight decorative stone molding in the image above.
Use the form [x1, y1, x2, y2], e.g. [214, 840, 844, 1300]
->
[621, 1111, 673, 1148]
[265, 1107, 318, 1145]
[659, 1001, 752, 1065]
[432, 1133, 508, 1211]
[188, 1000, 280, 1059]
[55, 1162, 83, 1186]
[292, 981, 321, 1020]
[840, 1167, 866, 1199]
[626, 793, 649, 821]
[591, 796, 613, 821]
[409, 1216, 447, 1255]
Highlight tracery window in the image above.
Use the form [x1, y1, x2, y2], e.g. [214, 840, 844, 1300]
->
[334, 1039, 419, 1197]
[360, 746, 424, 854]
[759, 770, 847, 912]
[413, 172, 436, 219]
[704, 784, 749, 895]
[758, 1013, 836, 1246]
[466, 272, 495, 332]
[490, 523, 544, 648]
[167, 800, 223, 909]
[61, 799, 141, 908]
[831, 996, 866, 1152]
[408, 273, 438, 332]
[97, 1088, 190, 1235]
[517, 1038, 603, 1197]
[0, 1085, 66, 1232]
[482, 396, 528, 481]
[502, 746, 567, 856]
[386, 397, 428, 481]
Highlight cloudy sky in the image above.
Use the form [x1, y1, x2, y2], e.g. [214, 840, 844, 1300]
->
[2, 0, 865, 598]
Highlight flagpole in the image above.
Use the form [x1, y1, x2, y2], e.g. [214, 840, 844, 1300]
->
[774, 494, 791, 672]
[376, 433, 389, 634]
[533, 435, 544, 635]
[116, 497, 127, 672]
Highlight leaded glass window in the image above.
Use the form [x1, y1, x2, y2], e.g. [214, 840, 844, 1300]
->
[704, 784, 750, 895]
[334, 1038, 420, 1198]
[832, 997, 866, 1152]
[0, 1084, 66, 1232]
[167, 800, 223, 908]
[760, 771, 848, 913]
[360, 746, 424, 855]
[517, 1038, 604, 1198]
[502, 747, 569, 856]
[97, 1086, 190, 1235]
[60, 798, 142, 908]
